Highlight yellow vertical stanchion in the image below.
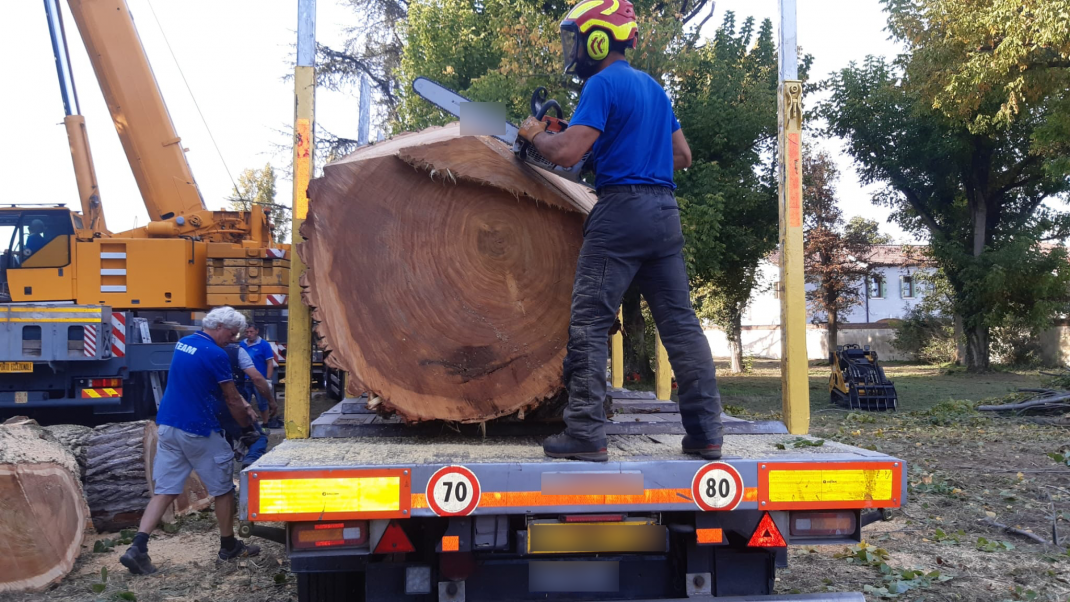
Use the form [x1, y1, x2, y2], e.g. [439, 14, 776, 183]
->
[778, 0, 810, 434]
[654, 328, 671, 400]
[611, 307, 624, 389]
[285, 0, 316, 440]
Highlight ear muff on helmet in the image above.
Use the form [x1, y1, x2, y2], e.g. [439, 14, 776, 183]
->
[586, 30, 610, 61]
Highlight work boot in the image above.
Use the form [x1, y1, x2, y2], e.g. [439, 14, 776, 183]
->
[119, 545, 157, 575]
[218, 540, 261, 561]
[542, 432, 608, 462]
[682, 434, 722, 460]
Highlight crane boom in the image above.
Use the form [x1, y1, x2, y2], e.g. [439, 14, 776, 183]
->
[65, 0, 206, 222]
[44, 0, 108, 234]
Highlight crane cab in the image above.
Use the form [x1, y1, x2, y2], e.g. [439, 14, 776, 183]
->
[0, 206, 79, 303]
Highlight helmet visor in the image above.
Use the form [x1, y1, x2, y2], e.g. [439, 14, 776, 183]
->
[560, 26, 580, 73]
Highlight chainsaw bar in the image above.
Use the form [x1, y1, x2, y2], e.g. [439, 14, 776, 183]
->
[412, 76, 519, 146]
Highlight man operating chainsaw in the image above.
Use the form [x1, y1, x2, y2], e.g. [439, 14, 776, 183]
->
[519, 0, 723, 462]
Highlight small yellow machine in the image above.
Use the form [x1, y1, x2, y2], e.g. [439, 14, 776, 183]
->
[829, 344, 899, 411]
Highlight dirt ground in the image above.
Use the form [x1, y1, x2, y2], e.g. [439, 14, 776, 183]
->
[6, 371, 1069, 601]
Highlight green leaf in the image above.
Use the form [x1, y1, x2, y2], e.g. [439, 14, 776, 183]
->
[93, 540, 115, 553]
[101, 566, 108, 583]
[274, 572, 288, 584]
[91, 583, 106, 594]
[115, 592, 137, 601]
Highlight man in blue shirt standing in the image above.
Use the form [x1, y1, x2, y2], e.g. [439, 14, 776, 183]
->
[518, 0, 723, 462]
[121, 307, 262, 575]
[240, 323, 279, 427]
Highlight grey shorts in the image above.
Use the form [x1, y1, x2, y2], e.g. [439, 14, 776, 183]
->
[153, 425, 235, 497]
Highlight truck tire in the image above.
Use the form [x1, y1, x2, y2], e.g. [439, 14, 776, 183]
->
[297, 571, 365, 602]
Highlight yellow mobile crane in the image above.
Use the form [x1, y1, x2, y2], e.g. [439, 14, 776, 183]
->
[0, 0, 288, 419]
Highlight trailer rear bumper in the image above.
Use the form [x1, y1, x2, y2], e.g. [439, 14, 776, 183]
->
[617, 595, 865, 602]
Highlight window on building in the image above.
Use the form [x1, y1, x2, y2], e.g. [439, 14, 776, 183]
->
[773, 280, 781, 299]
[869, 276, 885, 299]
[901, 275, 916, 299]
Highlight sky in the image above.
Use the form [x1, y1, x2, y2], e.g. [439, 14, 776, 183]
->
[0, 0, 908, 241]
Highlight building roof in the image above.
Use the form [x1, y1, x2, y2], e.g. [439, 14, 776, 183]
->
[767, 245, 932, 268]
[867, 245, 931, 267]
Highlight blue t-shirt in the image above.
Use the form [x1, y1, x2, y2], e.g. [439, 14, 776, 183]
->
[156, 332, 234, 437]
[240, 337, 273, 377]
[569, 60, 681, 190]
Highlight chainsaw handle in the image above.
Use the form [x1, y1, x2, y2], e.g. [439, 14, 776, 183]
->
[530, 87, 564, 121]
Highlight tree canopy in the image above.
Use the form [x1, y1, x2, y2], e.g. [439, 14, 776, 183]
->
[820, 0, 1070, 372]
[228, 163, 288, 243]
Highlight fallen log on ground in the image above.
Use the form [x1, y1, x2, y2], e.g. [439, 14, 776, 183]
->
[86, 421, 212, 532]
[0, 418, 90, 592]
[300, 123, 595, 423]
[977, 392, 1070, 414]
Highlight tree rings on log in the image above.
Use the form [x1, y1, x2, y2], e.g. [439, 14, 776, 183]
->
[301, 123, 595, 423]
[0, 420, 89, 592]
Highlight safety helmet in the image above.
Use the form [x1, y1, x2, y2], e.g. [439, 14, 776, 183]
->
[560, 0, 638, 74]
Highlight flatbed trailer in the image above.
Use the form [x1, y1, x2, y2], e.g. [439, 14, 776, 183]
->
[240, 393, 906, 602]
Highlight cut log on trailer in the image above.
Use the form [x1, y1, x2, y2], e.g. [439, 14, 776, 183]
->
[300, 123, 595, 423]
[85, 421, 212, 532]
[0, 418, 90, 592]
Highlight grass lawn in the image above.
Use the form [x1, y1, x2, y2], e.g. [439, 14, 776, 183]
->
[714, 359, 1043, 416]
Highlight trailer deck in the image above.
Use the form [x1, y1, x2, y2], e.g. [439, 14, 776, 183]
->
[243, 391, 905, 522]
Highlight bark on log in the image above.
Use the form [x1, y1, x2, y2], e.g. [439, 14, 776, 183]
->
[85, 421, 212, 532]
[300, 123, 595, 423]
[43, 424, 92, 481]
[0, 419, 90, 592]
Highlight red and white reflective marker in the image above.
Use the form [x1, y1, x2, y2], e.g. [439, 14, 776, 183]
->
[426, 466, 481, 516]
[691, 462, 744, 512]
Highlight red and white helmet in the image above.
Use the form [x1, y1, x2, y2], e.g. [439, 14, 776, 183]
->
[560, 0, 638, 74]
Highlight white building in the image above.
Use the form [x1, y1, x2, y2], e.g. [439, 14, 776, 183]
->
[706, 245, 934, 360]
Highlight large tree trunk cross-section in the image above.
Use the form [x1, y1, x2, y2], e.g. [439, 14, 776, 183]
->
[300, 124, 596, 423]
[0, 418, 89, 593]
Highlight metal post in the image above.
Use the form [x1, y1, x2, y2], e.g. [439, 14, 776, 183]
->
[777, 0, 809, 434]
[285, 0, 316, 440]
[358, 75, 371, 147]
[610, 307, 624, 389]
[654, 328, 671, 401]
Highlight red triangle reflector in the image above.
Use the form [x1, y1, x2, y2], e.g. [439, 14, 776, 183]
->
[374, 521, 415, 554]
[747, 513, 787, 547]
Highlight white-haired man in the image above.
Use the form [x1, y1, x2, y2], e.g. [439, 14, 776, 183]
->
[121, 307, 262, 574]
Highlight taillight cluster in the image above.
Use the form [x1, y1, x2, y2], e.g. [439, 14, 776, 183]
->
[291, 521, 368, 550]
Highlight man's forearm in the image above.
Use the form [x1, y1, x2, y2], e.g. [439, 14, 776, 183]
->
[531, 132, 580, 167]
[253, 377, 273, 404]
[225, 393, 252, 427]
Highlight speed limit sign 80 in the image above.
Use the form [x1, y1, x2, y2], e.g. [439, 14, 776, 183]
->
[691, 462, 744, 511]
[426, 465, 481, 516]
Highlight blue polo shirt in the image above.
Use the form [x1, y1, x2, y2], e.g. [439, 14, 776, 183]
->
[156, 332, 234, 437]
[240, 337, 274, 377]
[569, 60, 681, 190]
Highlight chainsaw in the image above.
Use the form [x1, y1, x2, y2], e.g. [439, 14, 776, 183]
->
[412, 77, 591, 182]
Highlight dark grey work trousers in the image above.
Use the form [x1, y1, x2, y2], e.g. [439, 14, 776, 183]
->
[563, 184, 723, 443]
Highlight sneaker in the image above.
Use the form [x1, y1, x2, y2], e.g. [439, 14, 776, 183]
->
[682, 434, 723, 460]
[119, 545, 157, 575]
[265, 417, 284, 429]
[218, 540, 261, 561]
[542, 432, 609, 462]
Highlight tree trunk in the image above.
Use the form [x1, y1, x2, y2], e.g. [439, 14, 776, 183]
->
[953, 313, 966, 365]
[43, 424, 92, 482]
[85, 421, 211, 532]
[727, 310, 744, 373]
[0, 418, 89, 592]
[300, 124, 596, 423]
[622, 287, 653, 383]
[827, 308, 839, 365]
[964, 323, 990, 373]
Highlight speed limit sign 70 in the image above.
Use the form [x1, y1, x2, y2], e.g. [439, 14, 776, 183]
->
[426, 466, 481, 516]
[691, 462, 744, 511]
